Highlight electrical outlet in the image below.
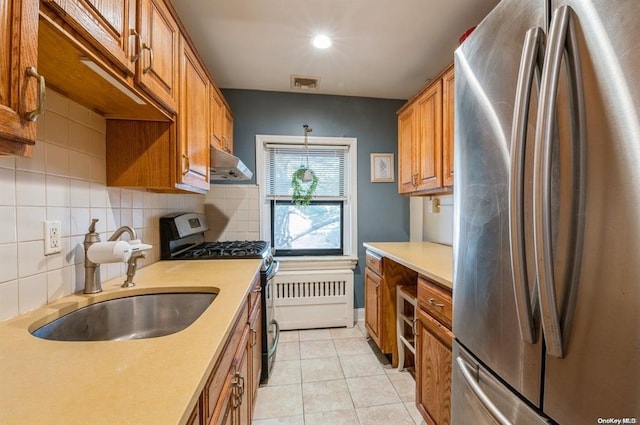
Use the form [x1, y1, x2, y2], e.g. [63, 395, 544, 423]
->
[44, 221, 62, 255]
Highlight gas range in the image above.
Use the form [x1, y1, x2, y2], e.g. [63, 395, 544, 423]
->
[159, 213, 273, 269]
[176, 240, 270, 260]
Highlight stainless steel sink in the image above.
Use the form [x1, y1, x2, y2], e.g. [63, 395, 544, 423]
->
[31, 292, 217, 341]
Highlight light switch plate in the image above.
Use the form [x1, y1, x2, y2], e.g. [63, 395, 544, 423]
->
[44, 220, 62, 255]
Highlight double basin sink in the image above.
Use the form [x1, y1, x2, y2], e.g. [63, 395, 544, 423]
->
[31, 292, 217, 342]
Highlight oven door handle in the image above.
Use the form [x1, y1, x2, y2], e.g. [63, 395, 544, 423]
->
[266, 259, 280, 280]
[267, 319, 280, 358]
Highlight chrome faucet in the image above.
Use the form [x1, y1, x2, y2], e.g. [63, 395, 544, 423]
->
[83, 219, 137, 294]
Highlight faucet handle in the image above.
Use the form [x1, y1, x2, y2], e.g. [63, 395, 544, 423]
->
[88, 218, 99, 233]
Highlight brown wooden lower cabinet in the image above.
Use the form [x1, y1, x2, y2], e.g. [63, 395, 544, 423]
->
[189, 276, 261, 425]
[416, 294, 453, 425]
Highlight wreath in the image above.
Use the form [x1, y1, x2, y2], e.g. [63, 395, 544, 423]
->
[291, 166, 319, 207]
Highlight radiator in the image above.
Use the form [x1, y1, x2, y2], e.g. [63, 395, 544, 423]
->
[273, 269, 355, 330]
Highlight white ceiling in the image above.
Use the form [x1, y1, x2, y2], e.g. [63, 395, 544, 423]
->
[171, 0, 500, 100]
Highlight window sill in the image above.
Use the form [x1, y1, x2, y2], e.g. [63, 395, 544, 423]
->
[274, 255, 358, 271]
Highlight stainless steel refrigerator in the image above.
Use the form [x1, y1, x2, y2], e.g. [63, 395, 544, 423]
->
[452, 0, 640, 423]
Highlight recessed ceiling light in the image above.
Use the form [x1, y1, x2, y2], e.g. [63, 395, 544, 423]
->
[312, 34, 331, 49]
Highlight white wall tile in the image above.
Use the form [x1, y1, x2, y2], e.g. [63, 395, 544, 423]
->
[70, 179, 91, 207]
[45, 88, 69, 115]
[69, 236, 84, 265]
[0, 281, 19, 321]
[16, 206, 45, 242]
[44, 112, 69, 147]
[45, 142, 70, 176]
[120, 189, 132, 208]
[89, 208, 107, 234]
[0, 207, 17, 244]
[0, 244, 18, 283]
[0, 156, 15, 169]
[46, 175, 70, 207]
[18, 273, 47, 313]
[47, 266, 73, 302]
[106, 208, 121, 232]
[132, 209, 144, 228]
[70, 207, 90, 237]
[47, 207, 71, 238]
[90, 182, 107, 208]
[107, 188, 121, 208]
[68, 150, 92, 180]
[46, 237, 70, 271]
[90, 154, 106, 183]
[120, 208, 133, 229]
[16, 171, 46, 206]
[15, 140, 45, 173]
[0, 168, 16, 205]
[68, 121, 93, 153]
[18, 241, 47, 278]
[68, 101, 92, 127]
[132, 190, 144, 208]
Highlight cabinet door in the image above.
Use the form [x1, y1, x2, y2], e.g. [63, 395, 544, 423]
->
[42, 0, 135, 74]
[0, 0, 39, 156]
[248, 298, 262, 416]
[137, 0, 179, 112]
[223, 106, 233, 154]
[416, 308, 453, 425]
[415, 80, 443, 191]
[178, 36, 209, 191]
[364, 268, 382, 348]
[210, 86, 224, 149]
[398, 105, 416, 194]
[442, 65, 455, 187]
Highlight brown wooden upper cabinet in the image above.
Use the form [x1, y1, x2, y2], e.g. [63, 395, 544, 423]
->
[136, 0, 179, 113]
[210, 86, 234, 155]
[398, 63, 454, 195]
[178, 36, 210, 192]
[0, 0, 41, 157]
[210, 86, 225, 149]
[41, 0, 136, 76]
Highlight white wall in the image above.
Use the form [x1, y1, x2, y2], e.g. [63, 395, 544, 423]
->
[409, 194, 454, 246]
[0, 89, 204, 322]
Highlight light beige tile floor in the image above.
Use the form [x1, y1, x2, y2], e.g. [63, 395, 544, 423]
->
[252, 323, 426, 425]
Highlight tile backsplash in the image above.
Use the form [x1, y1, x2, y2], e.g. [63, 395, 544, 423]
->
[0, 89, 204, 321]
[204, 185, 260, 242]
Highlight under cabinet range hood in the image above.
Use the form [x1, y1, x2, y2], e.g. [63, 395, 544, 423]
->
[209, 147, 253, 180]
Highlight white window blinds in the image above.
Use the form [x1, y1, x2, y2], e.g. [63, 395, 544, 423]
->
[264, 143, 350, 200]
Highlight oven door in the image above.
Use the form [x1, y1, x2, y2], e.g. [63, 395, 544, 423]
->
[261, 259, 279, 383]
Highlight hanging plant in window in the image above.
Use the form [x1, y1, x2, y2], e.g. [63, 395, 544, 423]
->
[291, 125, 319, 207]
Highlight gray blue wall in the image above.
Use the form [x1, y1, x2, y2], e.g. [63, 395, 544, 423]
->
[221, 89, 409, 309]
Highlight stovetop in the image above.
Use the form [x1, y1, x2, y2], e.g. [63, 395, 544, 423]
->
[176, 240, 270, 260]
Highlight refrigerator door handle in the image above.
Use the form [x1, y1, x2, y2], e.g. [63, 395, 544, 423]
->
[534, 5, 585, 359]
[509, 26, 545, 344]
[455, 356, 514, 425]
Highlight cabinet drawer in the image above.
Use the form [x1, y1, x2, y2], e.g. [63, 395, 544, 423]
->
[418, 276, 452, 329]
[365, 251, 383, 276]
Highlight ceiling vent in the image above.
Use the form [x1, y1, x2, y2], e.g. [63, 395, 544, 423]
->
[291, 75, 320, 90]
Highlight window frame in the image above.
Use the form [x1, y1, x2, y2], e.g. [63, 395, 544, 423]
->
[270, 199, 344, 256]
[256, 134, 358, 259]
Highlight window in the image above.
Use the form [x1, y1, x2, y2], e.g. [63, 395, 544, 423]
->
[256, 135, 357, 258]
[271, 200, 343, 256]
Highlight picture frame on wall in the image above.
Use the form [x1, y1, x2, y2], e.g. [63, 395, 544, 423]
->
[370, 153, 395, 183]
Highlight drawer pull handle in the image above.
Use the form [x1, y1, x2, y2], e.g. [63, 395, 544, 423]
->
[250, 327, 257, 347]
[253, 286, 262, 293]
[429, 298, 445, 308]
